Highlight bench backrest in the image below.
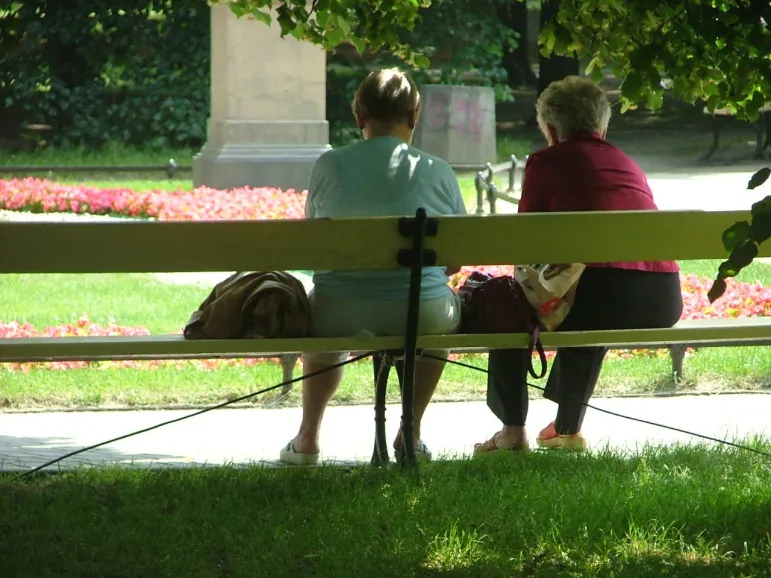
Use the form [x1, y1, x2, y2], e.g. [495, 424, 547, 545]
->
[1, 210, 768, 274]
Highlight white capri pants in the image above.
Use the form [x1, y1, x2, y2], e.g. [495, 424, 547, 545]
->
[302, 289, 462, 365]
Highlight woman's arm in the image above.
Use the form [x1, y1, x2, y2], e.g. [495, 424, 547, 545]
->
[304, 151, 335, 219]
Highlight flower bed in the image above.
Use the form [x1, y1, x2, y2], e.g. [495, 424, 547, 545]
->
[0, 177, 307, 221]
[0, 317, 283, 372]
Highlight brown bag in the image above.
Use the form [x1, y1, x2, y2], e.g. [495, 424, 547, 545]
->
[458, 271, 547, 379]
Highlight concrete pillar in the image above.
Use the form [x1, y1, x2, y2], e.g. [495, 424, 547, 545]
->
[193, 5, 330, 191]
[412, 85, 497, 167]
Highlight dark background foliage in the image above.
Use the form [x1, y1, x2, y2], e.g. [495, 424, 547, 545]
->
[0, 0, 536, 149]
[0, 0, 210, 149]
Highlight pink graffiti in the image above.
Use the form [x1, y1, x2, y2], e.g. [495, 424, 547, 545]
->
[424, 91, 483, 140]
[451, 99, 483, 136]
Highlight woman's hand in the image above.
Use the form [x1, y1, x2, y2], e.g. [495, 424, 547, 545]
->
[445, 266, 462, 276]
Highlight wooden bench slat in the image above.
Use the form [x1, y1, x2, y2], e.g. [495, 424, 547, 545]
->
[2, 318, 769, 362]
[2, 210, 768, 274]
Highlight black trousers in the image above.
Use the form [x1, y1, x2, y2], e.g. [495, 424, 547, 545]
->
[486, 268, 683, 434]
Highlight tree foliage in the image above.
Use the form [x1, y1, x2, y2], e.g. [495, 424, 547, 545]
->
[222, 0, 771, 120]
[213, 0, 434, 66]
[1, 1, 209, 148]
[540, 0, 771, 120]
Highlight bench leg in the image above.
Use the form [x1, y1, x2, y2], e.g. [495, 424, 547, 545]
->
[397, 209, 433, 469]
[279, 354, 298, 395]
[699, 115, 728, 163]
[371, 352, 391, 466]
[669, 344, 686, 383]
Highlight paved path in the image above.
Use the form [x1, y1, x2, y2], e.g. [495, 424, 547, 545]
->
[495, 168, 769, 214]
[2, 394, 770, 473]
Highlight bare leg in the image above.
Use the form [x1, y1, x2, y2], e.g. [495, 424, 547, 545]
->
[393, 358, 445, 451]
[292, 361, 344, 454]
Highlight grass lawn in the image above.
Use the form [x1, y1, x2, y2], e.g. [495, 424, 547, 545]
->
[2, 445, 771, 577]
[1, 259, 769, 410]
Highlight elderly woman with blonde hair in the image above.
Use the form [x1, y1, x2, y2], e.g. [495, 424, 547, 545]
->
[280, 68, 466, 465]
[474, 76, 683, 453]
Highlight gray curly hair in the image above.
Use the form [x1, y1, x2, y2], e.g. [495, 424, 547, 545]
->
[535, 76, 611, 141]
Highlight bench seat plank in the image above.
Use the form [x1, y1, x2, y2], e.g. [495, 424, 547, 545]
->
[2, 211, 769, 274]
[1, 318, 769, 362]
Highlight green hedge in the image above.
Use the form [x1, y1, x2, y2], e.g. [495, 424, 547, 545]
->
[1, 0, 210, 149]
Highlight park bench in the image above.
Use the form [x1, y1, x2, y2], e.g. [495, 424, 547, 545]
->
[700, 103, 771, 163]
[1, 209, 771, 466]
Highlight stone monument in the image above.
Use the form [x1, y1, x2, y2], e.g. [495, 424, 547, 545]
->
[412, 84, 496, 166]
[193, 5, 330, 191]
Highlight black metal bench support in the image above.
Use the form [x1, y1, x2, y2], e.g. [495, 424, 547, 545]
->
[370, 209, 437, 469]
[370, 351, 406, 466]
[700, 111, 771, 164]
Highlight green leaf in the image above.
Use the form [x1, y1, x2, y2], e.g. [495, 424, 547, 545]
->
[748, 167, 771, 190]
[412, 54, 431, 68]
[707, 278, 727, 303]
[253, 10, 272, 26]
[539, 22, 556, 56]
[749, 200, 771, 243]
[325, 27, 345, 47]
[334, 14, 350, 36]
[585, 56, 602, 75]
[276, 5, 294, 37]
[350, 36, 366, 55]
[719, 240, 759, 279]
[621, 71, 643, 101]
[721, 220, 751, 252]
[645, 89, 664, 110]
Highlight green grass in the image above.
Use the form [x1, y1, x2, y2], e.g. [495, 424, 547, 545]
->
[0, 143, 196, 191]
[2, 445, 771, 577]
[1, 259, 770, 410]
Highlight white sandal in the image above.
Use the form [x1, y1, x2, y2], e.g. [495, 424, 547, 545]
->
[279, 441, 320, 466]
[394, 440, 433, 463]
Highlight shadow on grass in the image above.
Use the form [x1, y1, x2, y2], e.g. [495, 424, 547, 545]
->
[1, 444, 771, 577]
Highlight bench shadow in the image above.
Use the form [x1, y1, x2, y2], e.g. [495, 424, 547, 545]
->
[0, 433, 369, 475]
[0, 434, 204, 474]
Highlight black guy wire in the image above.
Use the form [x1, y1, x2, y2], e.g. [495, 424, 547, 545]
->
[16, 351, 375, 479]
[422, 352, 771, 459]
[16, 348, 771, 479]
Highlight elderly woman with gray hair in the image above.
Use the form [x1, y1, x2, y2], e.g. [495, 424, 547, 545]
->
[475, 76, 683, 453]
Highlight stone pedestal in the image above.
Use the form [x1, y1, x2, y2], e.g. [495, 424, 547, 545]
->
[412, 85, 496, 166]
[194, 5, 330, 191]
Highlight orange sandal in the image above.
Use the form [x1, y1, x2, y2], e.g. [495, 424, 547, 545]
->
[536, 422, 587, 451]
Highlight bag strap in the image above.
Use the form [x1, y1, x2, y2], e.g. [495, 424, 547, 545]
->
[526, 326, 547, 380]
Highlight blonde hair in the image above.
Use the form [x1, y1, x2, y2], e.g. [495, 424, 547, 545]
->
[535, 76, 611, 140]
[352, 68, 420, 126]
